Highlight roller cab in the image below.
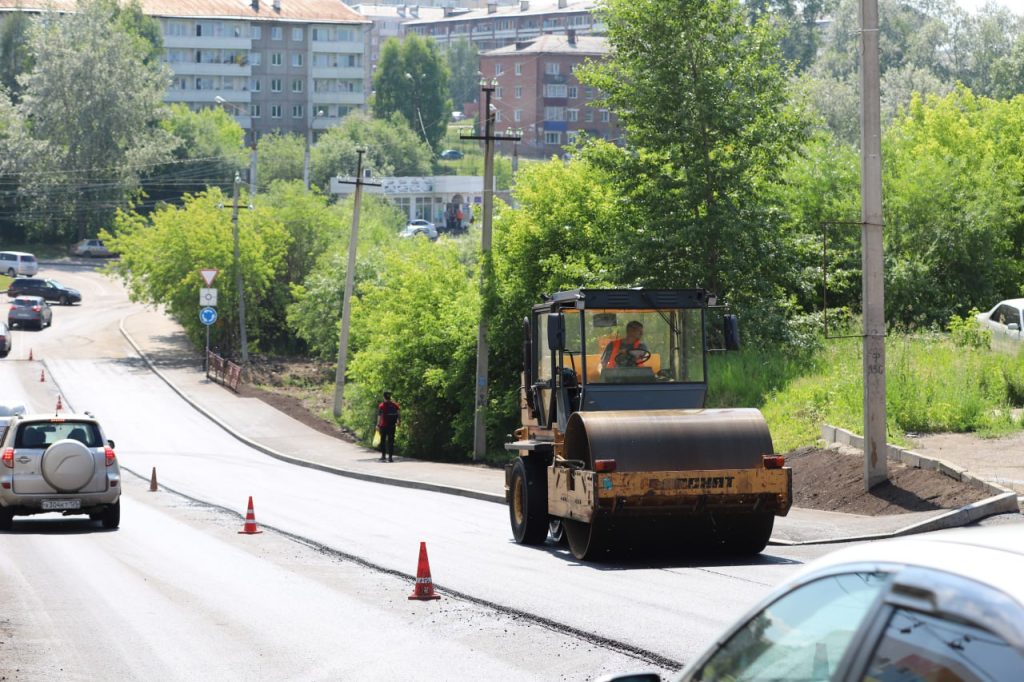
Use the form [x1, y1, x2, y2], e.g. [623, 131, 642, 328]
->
[505, 289, 792, 560]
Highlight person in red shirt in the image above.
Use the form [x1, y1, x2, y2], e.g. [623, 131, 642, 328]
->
[377, 391, 401, 462]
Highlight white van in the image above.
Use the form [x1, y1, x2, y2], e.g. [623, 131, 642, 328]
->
[0, 251, 39, 277]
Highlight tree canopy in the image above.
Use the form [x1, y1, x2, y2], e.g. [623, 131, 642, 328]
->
[372, 35, 451, 153]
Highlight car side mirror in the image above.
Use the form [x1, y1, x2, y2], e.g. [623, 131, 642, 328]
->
[1009, 323, 1020, 332]
[724, 314, 740, 351]
[547, 313, 565, 351]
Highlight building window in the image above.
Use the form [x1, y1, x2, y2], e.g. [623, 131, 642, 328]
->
[600, 109, 610, 122]
[271, 52, 282, 66]
[250, 52, 262, 66]
[514, 109, 522, 122]
[251, 78, 261, 92]
[545, 131, 561, 145]
[567, 108, 578, 122]
[495, 63, 503, 76]
[495, 110, 502, 123]
[271, 78, 282, 92]
[568, 86, 578, 99]
[514, 86, 522, 99]
[293, 104, 304, 118]
[585, 109, 594, 122]
[495, 86, 503, 100]
[292, 53, 303, 67]
[544, 106, 565, 121]
[292, 79, 303, 92]
[585, 87, 595, 99]
[271, 105, 282, 118]
[567, 131, 578, 144]
[271, 26, 283, 40]
[292, 27, 303, 41]
[251, 25, 261, 39]
[544, 62, 560, 76]
[543, 84, 567, 97]
[515, 62, 522, 76]
[251, 104, 261, 118]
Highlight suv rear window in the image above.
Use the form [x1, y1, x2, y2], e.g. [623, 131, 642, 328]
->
[16, 422, 102, 448]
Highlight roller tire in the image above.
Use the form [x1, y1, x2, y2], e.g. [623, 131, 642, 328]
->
[563, 517, 611, 561]
[509, 458, 548, 545]
[716, 512, 774, 555]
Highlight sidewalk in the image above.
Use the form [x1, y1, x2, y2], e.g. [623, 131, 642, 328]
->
[119, 308, 1020, 546]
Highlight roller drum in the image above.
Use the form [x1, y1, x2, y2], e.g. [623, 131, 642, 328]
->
[563, 409, 773, 471]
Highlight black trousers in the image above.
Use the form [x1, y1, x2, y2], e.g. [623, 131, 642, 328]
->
[378, 425, 396, 456]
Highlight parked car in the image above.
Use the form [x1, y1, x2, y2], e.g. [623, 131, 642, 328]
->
[0, 411, 121, 530]
[7, 278, 81, 305]
[70, 238, 113, 258]
[976, 299, 1024, 340]
[603, 526, 1024, 682]
[0, 251, 39, 277]
[400, 219, 439, 240]
[0, 321, 10, 358]
[8, 296, 52, 330]
[439, 149, 464, 160]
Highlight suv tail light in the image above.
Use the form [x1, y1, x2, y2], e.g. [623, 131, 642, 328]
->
[2, 447, 13, 469]
[104, 446, 116, 466]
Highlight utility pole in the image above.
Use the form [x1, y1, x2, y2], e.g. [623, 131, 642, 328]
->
[332, 149, 381, 417]
[231, 172, 249, 368]
[462, 80, 520, 460]
[249, 146, 258, 198]
[860, 0, 887, 490]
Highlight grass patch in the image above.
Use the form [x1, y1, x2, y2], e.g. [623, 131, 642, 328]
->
[723, 333, 1024, 453]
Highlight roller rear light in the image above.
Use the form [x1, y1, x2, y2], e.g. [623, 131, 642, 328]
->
[763, 455, 785, 469]
[594, 459, 617, 473]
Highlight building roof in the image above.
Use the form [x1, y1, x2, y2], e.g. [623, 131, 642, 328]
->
[405, 0, 595, 25]
[0, 0, 368, 24]
[481, 33, 608, 56]
[351, 4, 446, 21]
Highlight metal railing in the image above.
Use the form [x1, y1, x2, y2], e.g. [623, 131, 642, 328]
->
[206, 350, 243, 392]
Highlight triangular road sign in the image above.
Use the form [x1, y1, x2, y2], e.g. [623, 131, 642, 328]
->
[199, 269, 219, 287]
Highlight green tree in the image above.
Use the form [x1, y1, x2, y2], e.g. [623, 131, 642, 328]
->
[0, 11, 33, 101]
[309, 110, 432, 190]
[445, 38, 479, 110]
[372, 35, 451, 152]
[104, 187, 289, 356]
[578, 0, 807, 327]
[15, 0, 174, 242]
[256, 132, 305, 190]
[151, 103, 247, 203]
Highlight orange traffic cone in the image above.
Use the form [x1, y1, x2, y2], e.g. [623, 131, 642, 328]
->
[39, 369, 45, 382]
[408, 541, 441, 601]
[238, 496, 263, 534]
[55, 395, 62, 412]
[148, 467, 158, 492]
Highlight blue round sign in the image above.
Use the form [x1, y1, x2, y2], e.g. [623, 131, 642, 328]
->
[199, 306, 218, 326]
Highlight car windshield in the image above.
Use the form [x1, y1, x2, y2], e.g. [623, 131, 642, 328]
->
[16, 421, 103, 448]
[13, 299, 38, 307]
[46, 280, 64, 289]
[559, 308, 705, 384]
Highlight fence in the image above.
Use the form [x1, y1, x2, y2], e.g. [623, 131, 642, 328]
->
[206, 351, 243, 392]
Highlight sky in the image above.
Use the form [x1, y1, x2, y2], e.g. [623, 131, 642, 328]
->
[956, 0, 1024, 13]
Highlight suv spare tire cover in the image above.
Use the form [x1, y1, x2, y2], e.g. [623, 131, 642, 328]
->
[41, 439, 96, 492]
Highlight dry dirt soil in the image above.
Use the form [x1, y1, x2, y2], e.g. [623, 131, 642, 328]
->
[241, 357, 995, 517]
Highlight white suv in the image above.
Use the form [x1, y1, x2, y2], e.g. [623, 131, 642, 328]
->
[0, 251, 39, 277]
[0, 411, 121, 530]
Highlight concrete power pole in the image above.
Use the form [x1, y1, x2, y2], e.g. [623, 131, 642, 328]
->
[332, 149, 380, 417]
[231, 172, 249, 368]
[860, 0, 887, 490]
[462, 81, 520, 460]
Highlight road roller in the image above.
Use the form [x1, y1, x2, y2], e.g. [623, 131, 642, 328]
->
[505, 289, 792, 560]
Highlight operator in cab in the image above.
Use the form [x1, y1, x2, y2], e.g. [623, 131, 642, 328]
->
[600, 320, 650, 369]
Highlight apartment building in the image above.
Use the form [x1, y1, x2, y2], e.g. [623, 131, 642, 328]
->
[479, 32, 616, 158]
[404, 0, 601, 52]
[149, 0, 370, 145]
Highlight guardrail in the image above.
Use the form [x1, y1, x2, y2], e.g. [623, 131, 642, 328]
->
[206, 351, 243, 392]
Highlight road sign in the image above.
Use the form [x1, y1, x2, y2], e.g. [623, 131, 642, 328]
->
[200, 288, 218, 307]
[199, 269, 219, 287]
[199, 306, 218, 326]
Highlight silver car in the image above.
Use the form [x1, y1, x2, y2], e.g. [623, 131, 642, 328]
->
[604, 525, 1024, 682]
[0, 412, 121, 530]
[0, 320, 10, 358]
[976, 299, 1024, 341]
[400, 219, 439, 240]
[8, 295, 52, 330]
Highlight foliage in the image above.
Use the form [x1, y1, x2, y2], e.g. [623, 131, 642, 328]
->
[372, 35, 452, 152]
[949, 309, 991, 350]
[745, 0, 836, 72]
[286, 194, 405, 359]
[12, 0, 174, 243]
[256, 132, 305, 190]
[445, 38, 479, 109]
[310, 110, 433, 191]
[103, 187, 289, 357]
[344, 236, 479, 459]
[151, 103, 248, 202]
[0, 11, 33, 100]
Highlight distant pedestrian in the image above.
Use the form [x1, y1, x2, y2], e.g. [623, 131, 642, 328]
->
[377, 391, 401, 462]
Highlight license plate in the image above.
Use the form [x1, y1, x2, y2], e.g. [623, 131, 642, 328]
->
[42, 499, 81, 510]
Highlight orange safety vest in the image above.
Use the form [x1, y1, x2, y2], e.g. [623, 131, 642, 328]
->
[605, 338, 644, 368]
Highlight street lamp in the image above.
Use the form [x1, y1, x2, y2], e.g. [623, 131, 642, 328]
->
[405, 72, 432, 150]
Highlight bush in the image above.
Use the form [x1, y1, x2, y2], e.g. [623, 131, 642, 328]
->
[949, 308, 991, 350]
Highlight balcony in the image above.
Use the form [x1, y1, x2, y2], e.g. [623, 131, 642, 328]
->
[310, 40, 365, 54]
[311, 65, 364, 80]
[163, 36, 251, 50]
[170, 62, 251, 78]
[311, 91, 364, 105]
